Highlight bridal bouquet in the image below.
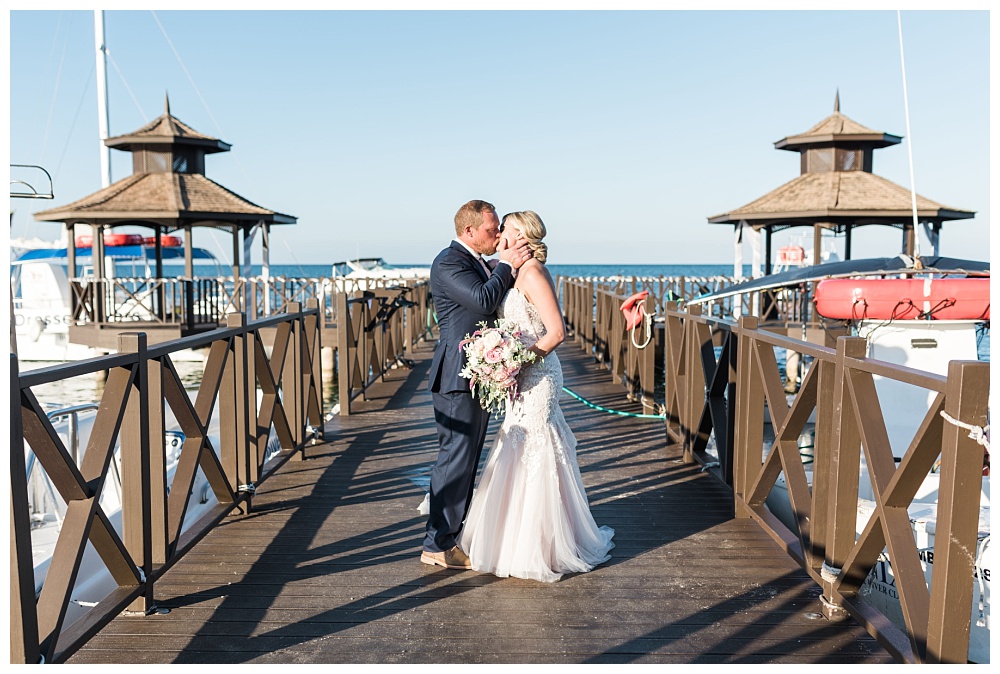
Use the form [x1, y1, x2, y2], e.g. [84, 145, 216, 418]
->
[459, 318, 537, 414]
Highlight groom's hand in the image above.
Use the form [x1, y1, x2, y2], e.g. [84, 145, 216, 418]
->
[497, 235, 532, 269]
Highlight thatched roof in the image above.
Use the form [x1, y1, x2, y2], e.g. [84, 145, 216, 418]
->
[708, 171, 974, 231]
[34, 172, 295, 228]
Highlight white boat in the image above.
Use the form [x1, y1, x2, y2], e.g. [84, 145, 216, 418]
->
[330, 257, 429, 291]
[10, 237, 225, 363]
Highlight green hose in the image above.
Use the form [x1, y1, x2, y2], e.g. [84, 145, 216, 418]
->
[561, 386, 665, 419]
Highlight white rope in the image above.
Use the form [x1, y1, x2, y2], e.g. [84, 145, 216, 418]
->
[939, 411, 990, 451]
[238, 483, 257, 495]
[630, 305, 653, 349]
[974, 536, 989, 627]
[821, 561, 842, 583]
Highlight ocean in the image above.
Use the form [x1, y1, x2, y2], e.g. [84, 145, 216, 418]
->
[19, 263, 989, 411]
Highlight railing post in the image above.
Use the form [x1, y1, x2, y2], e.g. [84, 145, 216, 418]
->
[10, 355, 41, 664]
[820, 335, 867, 622]
[733, 315, 763, 516]
[221, 313, 254, 513]
[283, 302, 304, 441]
[336, 291, 351, 416]
[926, 360, 989, 663]
[304, 297, 324, 448]
[118, 332, 156, 614]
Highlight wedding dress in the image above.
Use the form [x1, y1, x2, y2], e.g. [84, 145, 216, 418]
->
[458, 288, 615, 582]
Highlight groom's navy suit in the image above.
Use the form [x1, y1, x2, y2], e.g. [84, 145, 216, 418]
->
[424, 241, 516, 553]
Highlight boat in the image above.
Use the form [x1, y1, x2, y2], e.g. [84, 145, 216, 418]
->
[330, 257, 430, 291]
[10, 238, 225, 363]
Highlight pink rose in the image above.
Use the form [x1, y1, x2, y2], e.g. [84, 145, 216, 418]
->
[485, 348, 503, 364]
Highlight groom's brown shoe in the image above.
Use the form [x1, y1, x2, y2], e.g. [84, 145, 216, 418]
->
[421, 546, 472, 570]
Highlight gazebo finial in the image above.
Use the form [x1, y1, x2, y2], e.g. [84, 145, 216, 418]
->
[164, 92, 171, 116]
[834, 89, 840, 113]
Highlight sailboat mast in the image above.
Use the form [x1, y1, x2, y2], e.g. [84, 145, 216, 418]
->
[94, 10, 111, 188]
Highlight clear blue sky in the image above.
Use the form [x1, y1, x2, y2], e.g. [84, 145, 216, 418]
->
[6, 6, 992, 266]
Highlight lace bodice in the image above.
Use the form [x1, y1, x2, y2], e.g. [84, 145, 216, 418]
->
[497, 288, 565, 479]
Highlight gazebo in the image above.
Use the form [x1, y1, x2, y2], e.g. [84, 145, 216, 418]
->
[707, 94, 975, 276]
[33, 97, 296, 348]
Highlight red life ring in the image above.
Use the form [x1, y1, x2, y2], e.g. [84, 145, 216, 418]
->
[102, 233, 143, 246]
[813, 277, 990, 321]
[143, 235, 182, 247]
[620, 291, 650, 330]
[78, 233, 145, 247]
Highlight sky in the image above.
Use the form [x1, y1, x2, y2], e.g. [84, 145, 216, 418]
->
[5, 4, 993, 268]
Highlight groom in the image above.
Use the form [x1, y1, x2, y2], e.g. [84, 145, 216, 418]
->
[422, 199, 531, 569]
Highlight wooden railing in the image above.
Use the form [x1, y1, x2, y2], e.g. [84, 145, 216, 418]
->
[10, 301, 323, 664]
[659, 303, 989, 664]
[68, 275, 431, 335]
[336, 282, 434, 415]
[561, 278, 658, 413]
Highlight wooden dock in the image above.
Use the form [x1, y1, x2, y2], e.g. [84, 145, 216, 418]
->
[67, 341, 893, 664]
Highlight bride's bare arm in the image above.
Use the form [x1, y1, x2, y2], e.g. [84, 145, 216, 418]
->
[518, 263, 565, 358]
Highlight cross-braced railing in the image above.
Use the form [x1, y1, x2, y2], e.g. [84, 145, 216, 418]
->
[560, 278, 658, 414]
[10, 300, 324, 664]
[659, 300, 989, 663]
[336, 283, 434, 415]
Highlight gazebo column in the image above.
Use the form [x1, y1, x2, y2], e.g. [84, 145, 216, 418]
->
[844, 225, 853, 260]
[92, 224, 106, 323]
[903, 222, 915, 257]
[184, 227, 194, 278]
[812, 224, 822, 266]
[262, 223, 271, 315]
[66, 224, 77, 319]
[232, 226, 242, 311]
[764, 227, 773, 275]
[153, 225, 164, 320]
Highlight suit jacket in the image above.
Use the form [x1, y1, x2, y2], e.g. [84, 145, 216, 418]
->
[428, 241, 515, 394]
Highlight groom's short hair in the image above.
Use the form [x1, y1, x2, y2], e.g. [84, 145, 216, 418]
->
[454, 199, 496, 236]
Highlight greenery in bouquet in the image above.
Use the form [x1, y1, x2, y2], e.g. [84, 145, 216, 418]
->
[458, 319, 537, 414]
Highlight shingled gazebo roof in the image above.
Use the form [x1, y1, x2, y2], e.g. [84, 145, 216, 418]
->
[103, 106, 231, 153]
[707, 171, 972, 232]
[34, 96, 295, 229]
[708, 98, 974, 231]
[33, 172, 295, 228]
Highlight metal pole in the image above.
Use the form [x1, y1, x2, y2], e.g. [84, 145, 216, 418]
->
[94, 10, 112, 188]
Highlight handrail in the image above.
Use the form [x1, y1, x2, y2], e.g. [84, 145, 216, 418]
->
[565, 280, 988, 664]
[336, 281, 434, 415]
[10, 300, 324, 663]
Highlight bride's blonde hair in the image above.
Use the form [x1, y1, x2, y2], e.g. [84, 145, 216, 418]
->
[501, 210, 548, 264]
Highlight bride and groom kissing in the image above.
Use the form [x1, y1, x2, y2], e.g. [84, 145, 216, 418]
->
[422, 199, 614, 583]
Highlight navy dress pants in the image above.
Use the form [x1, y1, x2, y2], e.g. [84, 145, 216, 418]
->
[424, 390, 491, 553]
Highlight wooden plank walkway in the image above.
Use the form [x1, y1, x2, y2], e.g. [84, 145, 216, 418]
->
[69, 341, 893, 664]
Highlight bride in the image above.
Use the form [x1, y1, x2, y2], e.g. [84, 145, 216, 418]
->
[458, 210, 615, 582]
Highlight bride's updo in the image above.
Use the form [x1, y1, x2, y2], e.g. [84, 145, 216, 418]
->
[502, 210, 548, 264]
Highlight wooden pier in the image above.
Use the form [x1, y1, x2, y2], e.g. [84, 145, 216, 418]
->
[66, 341, 892, 664]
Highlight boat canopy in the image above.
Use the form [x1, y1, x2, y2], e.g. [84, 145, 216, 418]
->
[12, 245, 217, 265]
[689, 255, 991, 304]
